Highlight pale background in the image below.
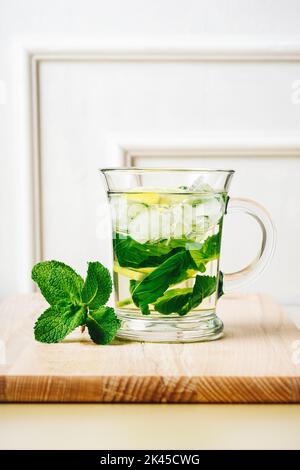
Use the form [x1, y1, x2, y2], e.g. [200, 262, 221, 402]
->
[1, 1, 300, 303]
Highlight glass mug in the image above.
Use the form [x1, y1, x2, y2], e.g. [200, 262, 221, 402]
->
[100, 168, 275, 342]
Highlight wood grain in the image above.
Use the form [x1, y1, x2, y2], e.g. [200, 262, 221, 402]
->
[0, 293, 300, 403]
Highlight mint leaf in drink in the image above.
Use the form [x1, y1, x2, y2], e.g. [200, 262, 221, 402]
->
[167, 237, 198, 249]
[82, 262, 112, 310]
[113, 232, 174, 268]
[129, 279, 138, 295]
[199, 231, 221, 260]
[114, 231, 221, 272]
[32, 260, 84, 306]
[154, 275, 217, 316]
[86, 306, 121, 345]
[34, 304, 86, 343]
[224, 195, 230, 214]
[116, 231, 221, 272]
[218, 271, 224, 298]
[154, 288, 192, 314]
[189, 232, 221, 269]
[180, 275, 217, 315]
[132, 251, 191, 314]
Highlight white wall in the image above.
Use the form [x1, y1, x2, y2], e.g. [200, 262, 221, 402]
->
[1, 0, 300, 302]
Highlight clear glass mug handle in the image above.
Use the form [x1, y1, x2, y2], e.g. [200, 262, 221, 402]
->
[223, 198, 276, 291]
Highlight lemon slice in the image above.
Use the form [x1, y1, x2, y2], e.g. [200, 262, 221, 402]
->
[113, 263, 143, 281]
[159, 194, 187, 205]
[125, 189, 160, 205]
[113, 262, 156, 280]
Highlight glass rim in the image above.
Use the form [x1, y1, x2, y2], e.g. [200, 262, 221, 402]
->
[100, 167, 235, 174]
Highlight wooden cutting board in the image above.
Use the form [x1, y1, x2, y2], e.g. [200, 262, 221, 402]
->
[0, 293, 300, 403]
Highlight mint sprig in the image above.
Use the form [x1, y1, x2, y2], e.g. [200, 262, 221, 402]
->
[32, 260, 120, 345]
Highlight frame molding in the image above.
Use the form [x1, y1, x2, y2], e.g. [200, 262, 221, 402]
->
[15, 38, 300, 291]
[105, 132, 300, 166]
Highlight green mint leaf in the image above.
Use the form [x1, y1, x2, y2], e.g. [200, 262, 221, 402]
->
[86, 306, 121, 345]
[154, 275, 217, 316]
[154, 288, 192, 314]
[199, 231, 221, 259]
[34, 303, 86, 343]
[129, 279, 138, 295]
[114, 231, 221, 271]
[218, 271, 224, 298]
[32, 260, 84, 306]
[139, 302, 151, 315]
[82, 262, 112, 309]
[189, 232, 221, 269]
[180, 275, 217, 315]
[132, 251, 191, 314]
[113, 232, 183, 268]
[167, 238, 197, 249]
[224, 195, 230, 215]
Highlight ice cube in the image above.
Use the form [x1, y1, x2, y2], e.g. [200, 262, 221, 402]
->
[111, 197, 129, 232]
[128, 208, 151, 243]
[171, 204, 193, 238]
[194, 197, 224, 227]
[128, 206, 172, 243]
